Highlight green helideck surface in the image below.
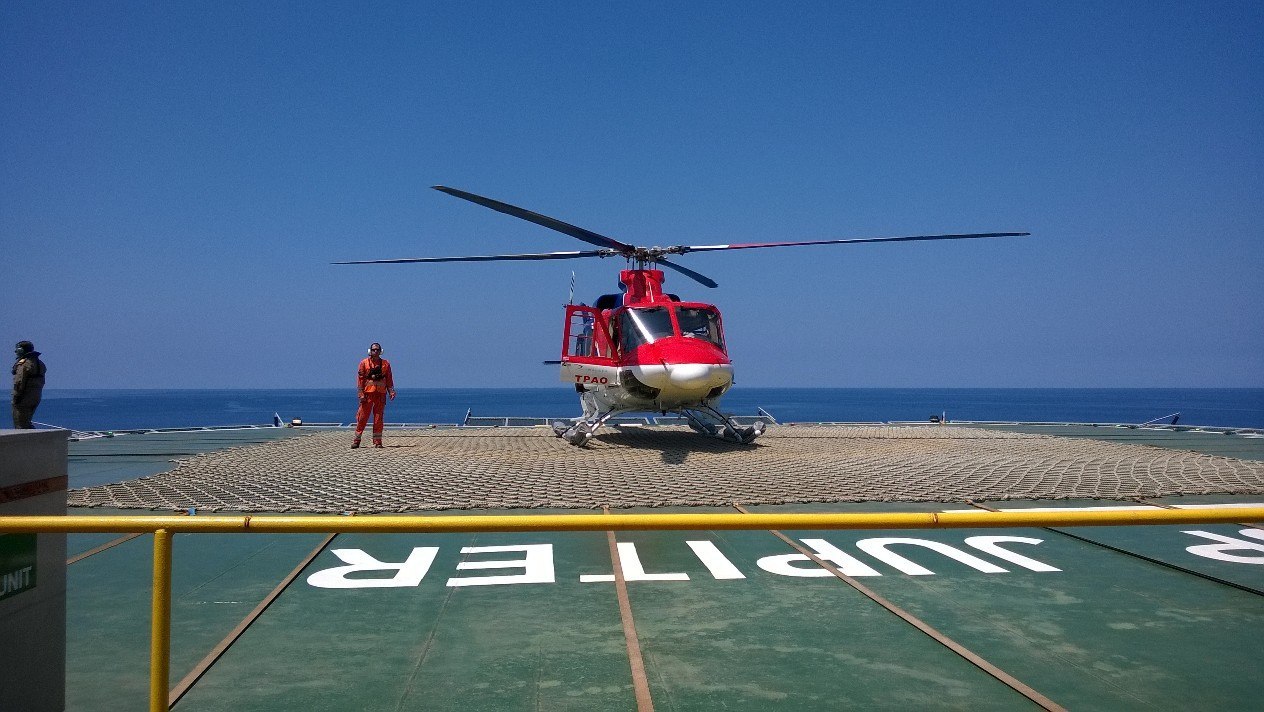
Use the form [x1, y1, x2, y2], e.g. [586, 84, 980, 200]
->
[173, 526, 637, 711]
[57, 427, 1264, 711]
[749, 502, 1264, 711]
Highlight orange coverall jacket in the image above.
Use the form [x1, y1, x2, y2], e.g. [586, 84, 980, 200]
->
[357, 357, 394, 396]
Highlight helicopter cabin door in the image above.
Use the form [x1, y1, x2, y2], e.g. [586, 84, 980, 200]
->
[560, 305, 618, 386]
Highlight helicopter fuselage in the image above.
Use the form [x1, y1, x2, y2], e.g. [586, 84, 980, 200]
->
[560, 269, 734, 413]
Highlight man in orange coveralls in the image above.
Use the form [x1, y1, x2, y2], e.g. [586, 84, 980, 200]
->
[353, 342, 396, 448]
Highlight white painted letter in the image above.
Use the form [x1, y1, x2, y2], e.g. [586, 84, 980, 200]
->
[856, 538, 1008, 575]
[756, 539, 881, 577]
[581, 542, 689, 582]
[447, 544, 555, 587]
[1183, 529, 1264, 564]
[963, 536, 1060, 572]
[306, 547, 439, 589]
[686, 540, 745, 580]
[800, 539, 883, 576]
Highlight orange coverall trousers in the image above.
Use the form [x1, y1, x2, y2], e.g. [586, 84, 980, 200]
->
[355, 392, 388, 439]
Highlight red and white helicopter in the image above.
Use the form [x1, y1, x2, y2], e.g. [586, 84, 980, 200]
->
[339, 186, 1028, 446]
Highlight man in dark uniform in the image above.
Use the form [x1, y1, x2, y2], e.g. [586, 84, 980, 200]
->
[12, 341, 46, 429]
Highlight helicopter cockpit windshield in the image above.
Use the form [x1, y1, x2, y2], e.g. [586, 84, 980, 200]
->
[676, 307, 725, 349]
[619, 307, 674, 352]
[616, 305, 726, 354]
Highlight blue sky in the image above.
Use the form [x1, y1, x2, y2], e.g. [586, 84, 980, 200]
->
[2, 2, 1260, 388]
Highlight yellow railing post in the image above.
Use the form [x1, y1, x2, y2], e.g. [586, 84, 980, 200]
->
[150, 529, 173, 712]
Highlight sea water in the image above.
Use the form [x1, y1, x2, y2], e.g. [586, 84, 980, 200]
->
[33, 388, 1264, 432]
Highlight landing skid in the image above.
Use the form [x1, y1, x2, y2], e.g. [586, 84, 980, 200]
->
[552, 404, 765, 447]
[552, 407, 631, 446]
[681, 405, 765, 444]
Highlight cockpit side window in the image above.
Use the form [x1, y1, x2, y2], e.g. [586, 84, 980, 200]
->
[676, 307, 725, 350]
[618, 307, 674, 353]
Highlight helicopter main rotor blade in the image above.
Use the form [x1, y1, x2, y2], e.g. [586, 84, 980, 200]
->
[433, 186, 636, 253]
[657, 258, 719, 288]
[676, 232, 1030, 254]
[334, 249, 609, 265]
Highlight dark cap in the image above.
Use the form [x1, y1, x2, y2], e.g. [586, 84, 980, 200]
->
[15, 341, 34, 353]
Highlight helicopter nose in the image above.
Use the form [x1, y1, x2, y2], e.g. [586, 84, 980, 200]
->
[668, 363, 725, 388]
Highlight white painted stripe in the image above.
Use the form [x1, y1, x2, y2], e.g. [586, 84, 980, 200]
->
[1170, 502, 1264, 510]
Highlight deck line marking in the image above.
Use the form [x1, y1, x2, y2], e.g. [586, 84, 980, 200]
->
[966, 501, 1264, 597]
[603, 506, 655, 712]
[733, 504, 1066, 712]
[67, 532, 144, 564]
[395, 535, 470, 710]
[68, 511, 190, 565]
[168, 531, 339, 708]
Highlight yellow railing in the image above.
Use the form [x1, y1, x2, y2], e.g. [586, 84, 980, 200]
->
[4, 507, 1261, 712]
[8, 508, 1264, 534]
